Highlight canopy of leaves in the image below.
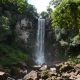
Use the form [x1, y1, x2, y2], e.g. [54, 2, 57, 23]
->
[40, 11, 48, 18]
[49, 0, 62, 7]
[0, 0, 28, 14]
[51, 0, 80, 57]
[51, 0, 80, 29]
[0, 0, 38, 41]
[26, 4, 38, 20]
[0, 0, 38, 67]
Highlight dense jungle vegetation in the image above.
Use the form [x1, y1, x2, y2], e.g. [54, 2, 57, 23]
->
[0, 0, 80, 67]
[0, 0, 38, 67]
[51, 0, 80, 63]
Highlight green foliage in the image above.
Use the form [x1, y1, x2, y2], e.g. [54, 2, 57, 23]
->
[0, 0, 28, 14]
[0, 16, 11, 41]
[71, 34, 80, 46]
[47, 7, 53, 14]
[40, 11, 48, 18]
[40, 7, 52, 19]
[0, 0, 38, 41]
[51, 0, 80, 41]
[49, 0, 62, 7]
[51, 0, 80, 56]
[68, 55, 80, 64]
[0, 16, 10, 31]
[0, 43, 28, 67]
[26, 4, 38, 20]
[51, 0, 80, 29]
[0, 0, 38, 67]
[0, 0, 28, 42]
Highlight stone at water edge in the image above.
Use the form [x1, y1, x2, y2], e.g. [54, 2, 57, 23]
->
[23, 70, 38, 80]
[33, 65, 41, 70]
[50, 68, 56, 72]
[49, 68, 57, 76]
[40, 65, 47, 71]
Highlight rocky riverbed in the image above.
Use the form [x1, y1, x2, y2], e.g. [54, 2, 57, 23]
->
[0, 62, 80, 80]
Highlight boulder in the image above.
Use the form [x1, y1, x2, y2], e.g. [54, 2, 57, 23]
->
[49, 68, 57, 77]
[33, 65, 41, 70]
[62, 72, 70, 78]
[56, 77, 62, 80]
[75, 70, 80, 76]
[41, 70, 49, 79]
[69, 76, 75, 80]
[76, 78, 80, 80]
[74, 64, 80, 71]
[50, 68, 56, 72]
[18, 62, 28, 69]
[55, 63, 63, 69]
[0, 71, 9, 80]
[51, 76, 56, 80]
[10, 67, 26, 79]
[76, 74, 80, 78]
[40, 65, 47, 71]
[60, 64, 74, 72]
[23, 70, 38, 80]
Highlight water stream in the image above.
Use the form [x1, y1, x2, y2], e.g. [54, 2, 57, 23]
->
[35, 19, 45, 65]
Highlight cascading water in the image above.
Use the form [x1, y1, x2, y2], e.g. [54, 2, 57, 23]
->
[35, 19, 45, 65]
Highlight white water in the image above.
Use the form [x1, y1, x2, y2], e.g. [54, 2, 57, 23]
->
[35, 19, 45, 65]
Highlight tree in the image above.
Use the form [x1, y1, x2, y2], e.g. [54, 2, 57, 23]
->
[0, 0, 28, 14]
[51, 0, 80, 30]
[26, 4, 38, 20]
[49, 0, 62, 7]
[51, 0, 80, 56]
[47, 7, 53, 14]
[40, 11, 48, 18]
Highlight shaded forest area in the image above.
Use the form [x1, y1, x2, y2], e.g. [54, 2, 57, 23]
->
[0, 0, 38, 67]
[51, 0, 80, 63]
[0, 0, 80, 68]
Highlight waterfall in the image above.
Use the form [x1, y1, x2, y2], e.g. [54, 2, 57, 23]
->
[35, 19, 45, 65]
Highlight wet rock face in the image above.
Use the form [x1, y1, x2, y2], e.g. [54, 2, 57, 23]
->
[16, 19, 30, 43]
[16, 18, 36, 43]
